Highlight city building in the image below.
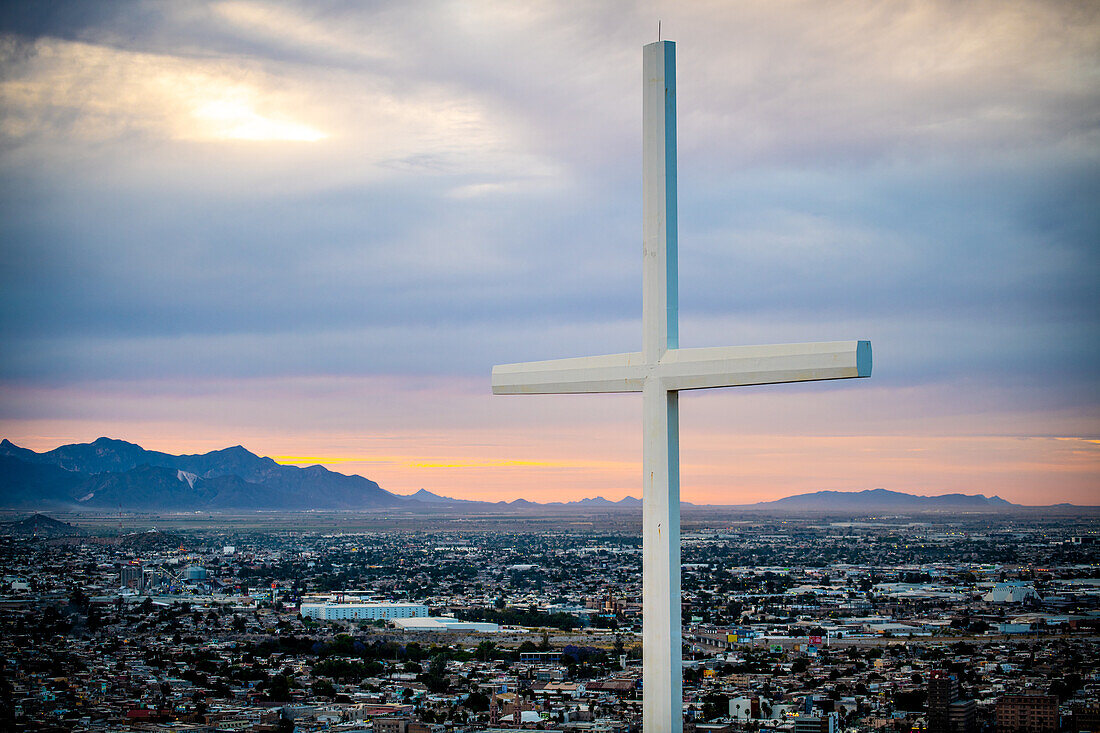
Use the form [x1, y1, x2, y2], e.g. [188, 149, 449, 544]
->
[728, 696, 759, 721]
[391, 616, 500, 632]
[182, 565, 207, 581]
[793, 713, 837, 733]
[950, 700, 978, 733]
[119, 565, 144, 590]
[299, 602, 428, 621]
[1070, 704, 1100, 733]
[928, 670, 976, 733]
[984, 582, 1040, 603]
[996, 694, 1058, 732]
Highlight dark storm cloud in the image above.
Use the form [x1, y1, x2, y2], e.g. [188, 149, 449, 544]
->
[0, 1, 129, 40]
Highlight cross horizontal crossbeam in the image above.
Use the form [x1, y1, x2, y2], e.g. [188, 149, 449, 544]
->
[492, 340, 871, 395]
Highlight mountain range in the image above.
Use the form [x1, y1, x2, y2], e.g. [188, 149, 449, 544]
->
[0, 437, 1080, 513]
[0, 438, 396, 510]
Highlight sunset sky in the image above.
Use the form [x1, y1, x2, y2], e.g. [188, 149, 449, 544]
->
[0, 1, 1097, 505]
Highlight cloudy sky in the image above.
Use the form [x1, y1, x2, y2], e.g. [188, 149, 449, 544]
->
[0, 0, 1097, 504]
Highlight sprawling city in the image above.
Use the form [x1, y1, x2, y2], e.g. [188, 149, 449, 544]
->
[1, 510, 1096, 732]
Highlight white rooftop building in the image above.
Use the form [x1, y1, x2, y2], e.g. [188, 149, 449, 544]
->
[983, 582, 1040, 603]
[299, 602, 428, 621]
[392, 617, 501, 632]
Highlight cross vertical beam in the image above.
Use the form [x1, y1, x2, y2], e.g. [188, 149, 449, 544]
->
[642, 39, 682, 733]
[643, 40, 677, 359]
[643, 379, 681, 731]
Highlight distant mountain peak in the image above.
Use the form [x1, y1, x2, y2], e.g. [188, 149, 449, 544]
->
[410, 488, 455, 502]
[0, 437, 403, 511]
[757, 488, 1023, 512]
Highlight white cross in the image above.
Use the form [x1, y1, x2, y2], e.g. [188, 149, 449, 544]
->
[492, 41, 871, 732]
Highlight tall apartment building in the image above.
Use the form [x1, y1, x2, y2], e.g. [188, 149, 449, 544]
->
[996, 694, 1058, 732]
[928, 670, 976, 733]
[1071, 704, 1100, 733]
[119, 565, 144, 590]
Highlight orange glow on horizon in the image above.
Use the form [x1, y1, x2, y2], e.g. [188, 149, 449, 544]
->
[259, 433, 1099, 505]
[274, 455, 635, 471]
[2, 378, 1096, 507]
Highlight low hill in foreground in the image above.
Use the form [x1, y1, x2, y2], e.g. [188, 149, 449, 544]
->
[0, 513, 85, 537]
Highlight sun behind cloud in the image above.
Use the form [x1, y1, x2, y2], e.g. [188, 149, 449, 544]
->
[191, 97, 326, 142]
[0, 36, 328, 144]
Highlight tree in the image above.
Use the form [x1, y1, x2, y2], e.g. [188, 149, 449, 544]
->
[702, 693, 726, 720]
[476, 641, 496, 662]
[311, 679, 336, 698]
[86, 604, 102, 633]
[69, 587, 89, 611]
[613, 634, 626, 659]
[1049, 674, 1083, 702]
[267, 674, 292, 702]
[190, 691, 208, 720]
[893, 689, 925, 712]
[464, 690, 489, 712]
[428, 655, 447, 677]
[421, 655, 449, 694]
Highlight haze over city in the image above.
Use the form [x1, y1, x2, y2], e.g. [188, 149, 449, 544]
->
[1, 1, 1097, 504]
